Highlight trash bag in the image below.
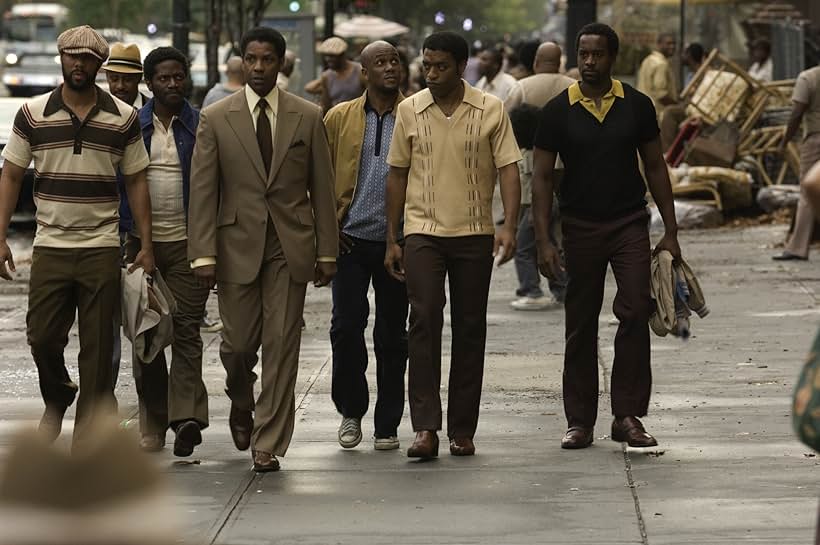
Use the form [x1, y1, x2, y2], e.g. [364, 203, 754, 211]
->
[649, 201, 723, 231]
[756, 184, 800, 213]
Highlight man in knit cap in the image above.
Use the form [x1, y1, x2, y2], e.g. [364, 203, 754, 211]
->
[0, 25, 153, 450]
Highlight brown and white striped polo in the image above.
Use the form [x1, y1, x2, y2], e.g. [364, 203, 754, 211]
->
[2, 85, 149, 248]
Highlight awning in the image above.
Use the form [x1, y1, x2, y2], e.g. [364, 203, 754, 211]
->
[333, 15, 409, 40]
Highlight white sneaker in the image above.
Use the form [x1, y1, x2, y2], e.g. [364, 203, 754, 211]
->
[338, 417, 362, 448]
[510, 295, 560, 311]
[374, 436, 400, 450]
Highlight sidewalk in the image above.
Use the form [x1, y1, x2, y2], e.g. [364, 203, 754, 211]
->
[0, 224, 817, 544]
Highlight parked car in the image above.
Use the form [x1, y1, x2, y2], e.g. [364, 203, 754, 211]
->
[0, 97, 35, 222]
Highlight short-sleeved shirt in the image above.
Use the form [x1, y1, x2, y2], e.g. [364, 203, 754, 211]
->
[636, 51, 678, 110]
[793, 66, 820, 136]
[2, 85, 149, 248]
[387, 81, 522, 237]
[534, 79, 659, 221]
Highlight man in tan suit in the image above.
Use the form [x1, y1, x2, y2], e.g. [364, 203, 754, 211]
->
[188, 26, 338, 472]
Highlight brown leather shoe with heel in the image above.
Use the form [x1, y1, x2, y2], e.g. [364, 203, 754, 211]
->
[407, 430, 439, 458]
[611, 416, 657, 447]
[252, 450, 280, 472]
[229, 404, 253, 451]
[561, 427, 594, 449]
[449, 437, 475, 456]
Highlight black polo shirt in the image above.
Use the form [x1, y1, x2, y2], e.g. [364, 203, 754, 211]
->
[534, 79, 659, 220]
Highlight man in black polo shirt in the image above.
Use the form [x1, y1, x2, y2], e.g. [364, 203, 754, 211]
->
[531, 23, 681, 450]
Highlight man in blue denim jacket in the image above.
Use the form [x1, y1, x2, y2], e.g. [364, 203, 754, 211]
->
[122, 46, 210, 457]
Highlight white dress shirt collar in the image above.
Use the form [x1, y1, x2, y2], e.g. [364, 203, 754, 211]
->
[245, 84, 279, 116]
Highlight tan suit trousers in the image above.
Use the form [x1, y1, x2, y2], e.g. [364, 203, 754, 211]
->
[218, 218, 307, 456]
[785, 132, 820, 258]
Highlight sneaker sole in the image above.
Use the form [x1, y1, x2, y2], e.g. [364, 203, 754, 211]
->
[374, 441, 400, 450]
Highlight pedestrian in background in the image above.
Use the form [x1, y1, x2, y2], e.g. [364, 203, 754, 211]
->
[317, 36, 365, 114]
[125, 46, 210, 457]
[324, 41, 408, 452]
[532, 23, 680, 450]
[748, 38, 773, 82]
[102, 41, 147, 389]
[475, 45, 518, 102]
[202, 56, 245, 108]
[0, 25, 153, 449]
[505, 42, 574, 311]
[188, 27, 337, 472]
[773, 61, 820, 261]
[385, 31, 521, 459]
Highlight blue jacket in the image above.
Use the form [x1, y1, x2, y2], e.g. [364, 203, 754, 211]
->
[118, 98, 200, 232]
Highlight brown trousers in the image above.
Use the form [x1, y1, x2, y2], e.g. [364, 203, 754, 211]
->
[404, 234, 494, 439]
[784, 133, 820, 258]
[218, 220, 307, 456]
[561, 209, 653, 428]
[27, 246, 120, 444]
[125, 236, 210, 435]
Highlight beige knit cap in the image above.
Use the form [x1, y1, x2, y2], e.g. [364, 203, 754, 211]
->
[57, 25, 109, 61]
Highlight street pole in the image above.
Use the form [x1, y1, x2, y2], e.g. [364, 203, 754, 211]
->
[565, 0, 597, 69]
[172, 0, 190, 58]
[324, 0, 334, 39]
[680, 0, 686, 88]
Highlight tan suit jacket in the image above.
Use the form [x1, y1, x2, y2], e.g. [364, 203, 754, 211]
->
[188, 88, 338, 284]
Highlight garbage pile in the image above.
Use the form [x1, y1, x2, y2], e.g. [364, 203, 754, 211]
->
[655, 48, 800, 228]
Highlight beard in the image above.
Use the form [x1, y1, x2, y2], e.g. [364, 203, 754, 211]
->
[62, 68, 95, 91]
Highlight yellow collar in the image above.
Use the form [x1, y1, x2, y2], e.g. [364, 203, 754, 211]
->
[567, 79, 624, 123]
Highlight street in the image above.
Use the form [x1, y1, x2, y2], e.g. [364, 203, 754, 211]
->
[0, 222, 817, 544]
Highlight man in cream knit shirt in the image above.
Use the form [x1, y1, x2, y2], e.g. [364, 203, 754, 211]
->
[125, 46, 210, 457]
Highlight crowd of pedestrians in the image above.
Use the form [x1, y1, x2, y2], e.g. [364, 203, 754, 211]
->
[0, 21, 684, 471]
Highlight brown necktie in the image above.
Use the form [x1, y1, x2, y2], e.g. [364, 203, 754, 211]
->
[256, 98, 272, 175]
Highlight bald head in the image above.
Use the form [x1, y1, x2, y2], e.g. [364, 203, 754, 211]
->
[359, 40, 400, 95]
[533, 42, 562, 74]
[281, 49, 296, 76]
[360, 40, 397, 69]
[225, 56, 244, 84]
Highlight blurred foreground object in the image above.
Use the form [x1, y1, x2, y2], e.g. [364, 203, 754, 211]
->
[0, 418, 183, 545]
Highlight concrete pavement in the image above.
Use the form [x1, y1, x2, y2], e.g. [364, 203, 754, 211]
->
[0, 223, 817, 544]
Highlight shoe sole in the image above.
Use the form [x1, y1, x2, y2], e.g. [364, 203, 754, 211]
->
[611, 431, 658, 448]
[374, 441, 400, 451]
[174, 422, 202, 457]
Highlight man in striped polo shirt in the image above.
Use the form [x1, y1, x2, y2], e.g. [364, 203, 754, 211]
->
[0, 25, 153, 450]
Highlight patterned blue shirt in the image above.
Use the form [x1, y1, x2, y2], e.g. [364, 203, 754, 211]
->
[342, 101, 395, 241]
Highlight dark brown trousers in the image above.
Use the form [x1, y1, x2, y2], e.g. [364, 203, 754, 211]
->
[125, 236, 210, 435]
[27, 246, 120, 444]
[404, 234, 494, 439]
[561, 209, 653, 428]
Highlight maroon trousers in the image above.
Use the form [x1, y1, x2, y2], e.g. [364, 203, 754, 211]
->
[561, 209, 653, 428]
[404, 234, 494, 439]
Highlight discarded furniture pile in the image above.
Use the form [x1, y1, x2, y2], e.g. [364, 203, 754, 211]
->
[658, 48, 800, 228]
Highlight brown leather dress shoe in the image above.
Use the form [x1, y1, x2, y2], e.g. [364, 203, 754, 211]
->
[173, 420, 202, 457]
[252, 450, 280, 472]
[611, 416, 658, 447]
[139, 433, 166, 452]
[38, 404, 67, 443]
[561, 427, 594, 449]
[449, 437, 475, 456]
[407, 430, 439, 458]
[229, 404, 253, 451]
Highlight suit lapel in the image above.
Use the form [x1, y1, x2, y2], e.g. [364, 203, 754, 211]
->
[226, 89, 267, 183]
[268, 92, 301, 186]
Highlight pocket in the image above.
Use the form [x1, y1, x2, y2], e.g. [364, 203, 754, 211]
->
[217, 208, 237, 227]
[295, 211, 314, 227]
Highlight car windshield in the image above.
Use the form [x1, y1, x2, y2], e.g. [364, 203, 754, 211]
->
[4, 16, 58, 42]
